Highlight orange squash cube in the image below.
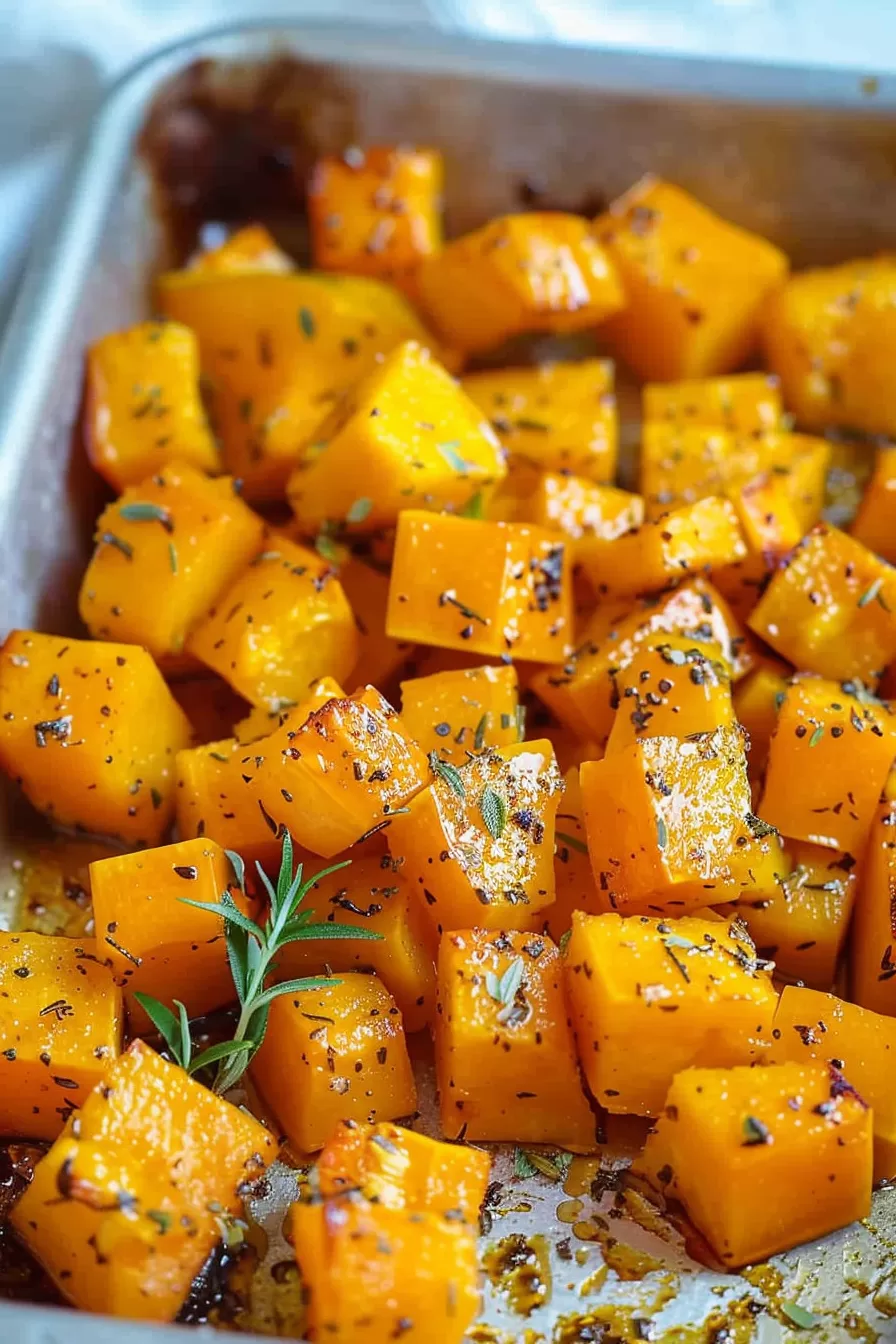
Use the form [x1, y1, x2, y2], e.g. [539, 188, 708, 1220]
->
[186, 536, 357, 706]
[527, 474, 644, 559]
[252, 686, 429, 858]
[643, 372, 783, 433]
[79, 463, 265, 664]
[565, 912, 777, 1116]
[0, 931, 121, 1140]
[636, 1062, 871, 1267]
[763, 255, 896, 436]
[748, 523, 896, 685]
[739, 841, 858, 989]
[338, 554, 416, 694]
[250, 973, 416, 1153]
[399, 663, 520, 767]
[292, 1198, 479, 1344]
[418, 213, 624, 354]
[275, 856, 436, 1033]
[157, 270, 439, 499]
[461, 359, 618, 482]
[316, 1119, 490, 1224]
[850, 798, 896, 1017]
[176, 676, 344, 863]
[436, 929, 596, 1145]
[581, 496, 747, 601]
[89, 837, 247, 1028]
[530, 579, 748, 746]
[581, 724, 785, 915]
[640, 421, 829, 526]
[853, 445, 896, 564]
[771, 986, 896, 1180]
[0, 632, 192, 846]
[389, 740, 563, 936]
[308, 145, 442, 285]
[712, 470, 805, 618]
[175, 737, 282, 868]
[732, 656, 791, 790]
[543, 767, 602, 943]
[387, 511, 572, 663]
[605, 634, 734, 755]
[287, 341, 504, 533]
[12, 1040, 274, 1321]
[595, 176, 788, 381]
[84, 320, 219, 491]
[190, 223, 293, 275]
[760, 676, 896, 853]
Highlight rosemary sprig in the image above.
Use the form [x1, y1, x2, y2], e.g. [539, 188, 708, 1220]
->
[134, 829, 381, 1094]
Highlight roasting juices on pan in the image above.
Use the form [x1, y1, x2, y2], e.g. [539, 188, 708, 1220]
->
[3, 143, 896, 1338]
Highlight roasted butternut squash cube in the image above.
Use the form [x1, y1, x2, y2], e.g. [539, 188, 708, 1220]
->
[543, 767, 602, 943]
[637, 1062, 871, 1267]
[252, 686, 429, 858]
[749, 524, 896, 685]
[89, 837, 246, 1029]
[739, 842, 858, 989]
[531, 579, 748, 746]
[84, 320, 219, 491]
[640, 421, 829, 526]
[582, 496, 746, 601]
[418, 214, 624, 354]
[850, 798, 896, 1017]
[732, 655, 791, 790]
[175, 737, 282, 868]
[287, 342, 504, 533]
[461, 360, 617, 482]
[0, 931, 121, 1140]
[79, 464, 265, 663]
[712, 470, 805, 619]
[565, 912, 776, 1116]
[389, 740, 563, 935]
[176, 678, 344, 863]
[763, 255, 896, 436]
[853, 445, 896, 565]
[316, 1119, 490, 1223]
[770, 986, 896, 1180]
[157, 270, 439, 499]
[338, 555, 416, 694]
[643, 372, 783, 433]
[595, 177, 788, 381]
[0, 632, 192, 846]
[399, 663, 519, 767]
[190, 223, 294, 275]
[308, 146, 442, 287]
[11, 1040, 273, 1321]
[186, 537, 357, 706]
[387, 511, 572, 662]
[436, 929, 595, 1145]
[250, 973, 416, 1153]
[760, 676, 896, 853]
[293, 1198, 479, 1344]
[275, 857, 436, 1033]
[605, 635, 734, 755]
[527, 474, 644, 558]
[581, 724, 785, 915]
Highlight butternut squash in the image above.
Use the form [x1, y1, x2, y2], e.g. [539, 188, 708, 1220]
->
[564, 911, 777, 1116]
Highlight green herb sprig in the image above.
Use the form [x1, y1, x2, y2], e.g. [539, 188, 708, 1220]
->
[135, 830, 380, 1095]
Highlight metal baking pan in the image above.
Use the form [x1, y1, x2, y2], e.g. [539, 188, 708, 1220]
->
[3, 17, 896, 1343]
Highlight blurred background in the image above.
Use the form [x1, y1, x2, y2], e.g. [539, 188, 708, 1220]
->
[0, 0, 893, 322]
